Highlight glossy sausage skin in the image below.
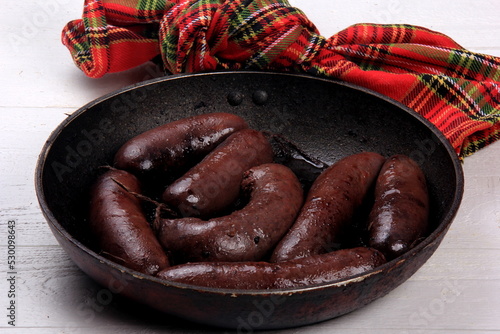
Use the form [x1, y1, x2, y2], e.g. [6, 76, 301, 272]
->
[368, 155, 429, 260]
[156, 247, 386, 289]
[156, 163, 304, 263]
[270, 152, 385, 262]
[113, 112, 248, 179]
[89, 169, 170, 275]
[162, 128, 274, 218]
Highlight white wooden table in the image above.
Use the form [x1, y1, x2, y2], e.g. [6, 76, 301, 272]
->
[1, 1, 499, 333]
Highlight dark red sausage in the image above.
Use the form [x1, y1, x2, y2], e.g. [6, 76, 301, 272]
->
[89, 169, 170, 275]
[155, 163, 304, 263]
[162, 128, 274, 217]
[113, 112, 248, 178]
[368, 155, 429, 260]
[270, 152, 385, 262]
[156, 247, 386, 289]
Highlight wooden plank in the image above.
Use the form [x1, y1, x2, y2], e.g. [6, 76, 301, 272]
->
[442, 147, 500, 250]
[0, 107, 68, 247]
[1, 0, 499, 333]
[1, 244, 499, 332]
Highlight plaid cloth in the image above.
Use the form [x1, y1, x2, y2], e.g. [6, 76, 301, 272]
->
[62, 0, 500, 157]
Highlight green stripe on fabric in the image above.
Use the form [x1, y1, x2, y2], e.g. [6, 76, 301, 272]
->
[137, 0, 168, 10]
[449, 50, 480, 73]
[84, 16, 107, 29]
[246, 27, 302, 68]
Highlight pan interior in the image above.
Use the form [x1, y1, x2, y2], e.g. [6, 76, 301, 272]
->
[38, 71, 460, 263]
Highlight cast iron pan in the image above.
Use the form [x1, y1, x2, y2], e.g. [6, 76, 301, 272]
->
[35, 71, 463, 330]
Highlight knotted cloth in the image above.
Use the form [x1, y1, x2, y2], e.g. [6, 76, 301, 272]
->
[61, 0, 500, 157]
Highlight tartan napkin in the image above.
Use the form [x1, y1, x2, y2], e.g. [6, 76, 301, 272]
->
[61, 0, 500, 157]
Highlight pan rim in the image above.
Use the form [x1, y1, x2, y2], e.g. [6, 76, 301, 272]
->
[34, 70, 464, 296]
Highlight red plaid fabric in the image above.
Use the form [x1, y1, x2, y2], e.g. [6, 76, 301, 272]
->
[62, 0, 500, 157]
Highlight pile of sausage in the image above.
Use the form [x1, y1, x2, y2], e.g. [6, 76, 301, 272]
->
[89, 113, 429, 290]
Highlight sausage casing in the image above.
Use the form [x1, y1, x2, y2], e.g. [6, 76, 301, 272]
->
[270, 152, 385, 262]
[368, 155, 429, 260]
[156, 247, 386, 289]
[162, 128, 274, 217]
[156, 163, 304, 263]
[113, 112, 248, 179]
[89, 169, 170, 275]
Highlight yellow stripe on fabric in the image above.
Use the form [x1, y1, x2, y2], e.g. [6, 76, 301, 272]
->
[103, 0, 140, 6]
[426, 76, 464, 110]
[109, 38, 158, 45]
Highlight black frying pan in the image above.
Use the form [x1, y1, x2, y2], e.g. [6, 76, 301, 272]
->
[35, 71, 463, 330]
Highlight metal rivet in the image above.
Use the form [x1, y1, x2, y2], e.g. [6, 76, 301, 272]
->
[252, 90, 268, 105]
[227, 91, 244, 106]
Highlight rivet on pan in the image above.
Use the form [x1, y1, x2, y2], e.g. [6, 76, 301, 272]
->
[252, 90, 268, 105]
[227, 91, 244, 106]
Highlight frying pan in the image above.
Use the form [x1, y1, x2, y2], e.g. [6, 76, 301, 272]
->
[35, 71, 464, 330]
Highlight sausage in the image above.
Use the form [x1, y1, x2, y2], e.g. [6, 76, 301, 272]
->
[113, 112, 248, 179]
[162, 128, 274, 217]
[156, 247, 386, 289]
[270, 152, 385, 262]
[155, 163, 304, 263]
[89, 169, 170, 275]
[367, 155, 429, 260]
